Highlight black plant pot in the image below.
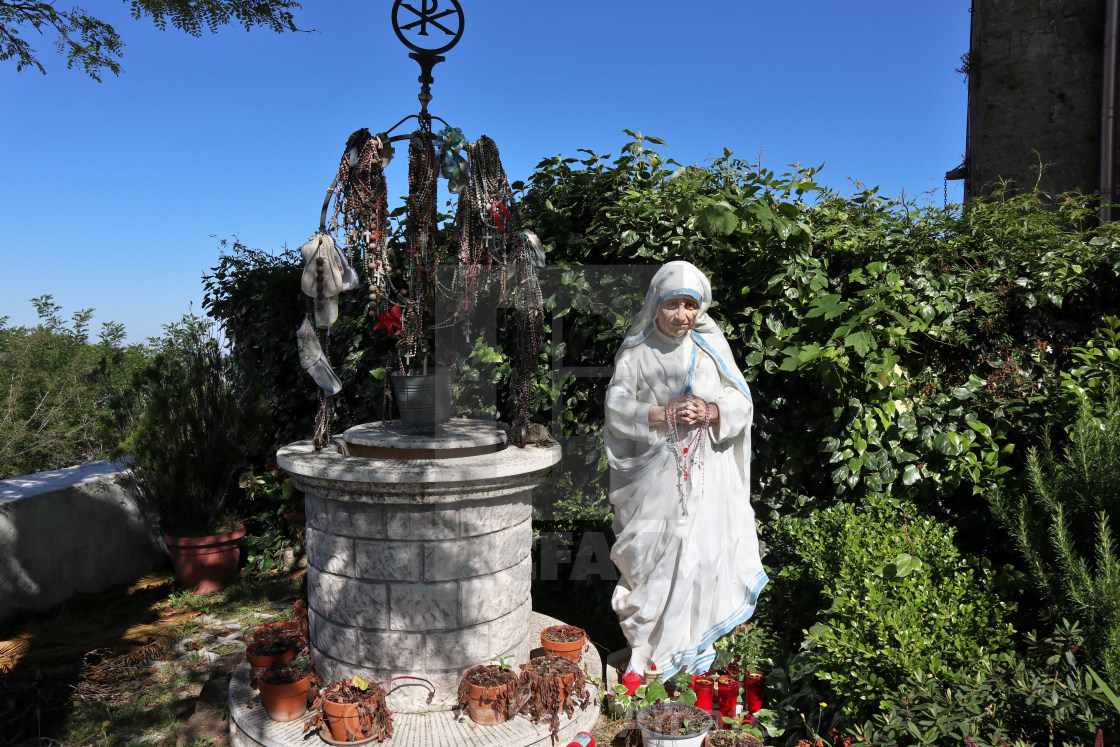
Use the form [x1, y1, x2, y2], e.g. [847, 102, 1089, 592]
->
[389, 368, 452, 427]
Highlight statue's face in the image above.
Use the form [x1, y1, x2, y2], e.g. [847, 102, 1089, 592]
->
[655, 296, 700, 338]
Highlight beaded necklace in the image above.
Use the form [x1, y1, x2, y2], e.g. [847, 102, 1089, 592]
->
[666, 399, 710, 511]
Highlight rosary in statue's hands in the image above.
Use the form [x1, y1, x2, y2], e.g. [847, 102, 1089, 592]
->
[650, 395, 720, 429]
[674, 394, 719, 427]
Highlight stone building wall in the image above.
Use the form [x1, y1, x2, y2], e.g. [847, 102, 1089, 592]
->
[967, 0, 1110, 198]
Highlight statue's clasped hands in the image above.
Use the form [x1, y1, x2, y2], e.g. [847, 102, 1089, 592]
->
[672, 394, 716, 427]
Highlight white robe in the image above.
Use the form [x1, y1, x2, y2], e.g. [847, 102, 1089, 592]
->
[605, 325, 767, 676]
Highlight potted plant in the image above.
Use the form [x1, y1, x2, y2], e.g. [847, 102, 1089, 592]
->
[705, 729, 764, 747]
[305, 675, 392, 743]
[305, 674, 434, 743]
[458, 654, 520, 725]
[540, 624, 587, 662]
[112, 317, 267, 592]
[257, 652, 319, 722]
[637, 701, 713, 747]
[518, 655, 591, 740]
[246, 622, 302, 674]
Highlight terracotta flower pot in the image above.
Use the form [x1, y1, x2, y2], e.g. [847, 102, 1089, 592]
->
[323, 697, 365, 742]
[246, 622, 300, 673]
[540, 624, 587, 661]
[162, 524, 245, 592]
[247, 646, 295, 675]
[258, 675, 310, 721]
[461, 665, 518, 725]
[518, 654, 587, 734]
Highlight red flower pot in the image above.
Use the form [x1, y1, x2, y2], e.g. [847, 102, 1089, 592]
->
[540, 625, 587, 662]
[258, 675, 310, 721]
[162, 525, 245, 592]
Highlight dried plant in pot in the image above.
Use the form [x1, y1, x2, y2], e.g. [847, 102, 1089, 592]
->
[636, 702, 713, 747]
[704, 731, 764, 747]
[540, 624, 587, 662]
[518, 655, 591, 740]
[246, 621, 302, 675]
[257, 653, 320, 722]
[304, 675, 433, 743]
[457, 656, 520, 725]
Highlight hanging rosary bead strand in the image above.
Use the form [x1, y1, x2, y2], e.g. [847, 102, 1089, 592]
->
[666, 398, 710, 509]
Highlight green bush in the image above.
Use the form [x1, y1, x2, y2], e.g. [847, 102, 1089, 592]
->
[769, 492, 1015, 724]
[992, 387, 1120, 688]
[0, 296, 147, 478]
[112, 317, 267, 536]
[849, 621, 1117, 747]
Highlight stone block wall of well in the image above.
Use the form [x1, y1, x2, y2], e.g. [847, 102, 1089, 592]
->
[303, 487, 534, 712]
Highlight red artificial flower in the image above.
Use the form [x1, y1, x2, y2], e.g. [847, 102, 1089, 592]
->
[373, 304, 403, 337]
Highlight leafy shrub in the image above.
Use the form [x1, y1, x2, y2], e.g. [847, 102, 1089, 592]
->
[770, 492, 1015, 723]
[991, 388, 1120, 687]
[0, 296, 147, 478]
[849, 621, 1117, 747]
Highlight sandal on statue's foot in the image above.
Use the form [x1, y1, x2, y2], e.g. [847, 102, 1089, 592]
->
[296, 318, 342, 396]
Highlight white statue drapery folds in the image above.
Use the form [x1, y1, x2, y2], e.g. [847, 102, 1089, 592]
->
[605, 261, 767, 676]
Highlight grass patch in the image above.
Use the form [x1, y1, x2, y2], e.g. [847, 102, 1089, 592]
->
[0, 568, 304, 745]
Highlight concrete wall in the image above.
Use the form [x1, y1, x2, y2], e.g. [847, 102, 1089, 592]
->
[0, 461, 165, 624]
[968, 0, 1108, 197]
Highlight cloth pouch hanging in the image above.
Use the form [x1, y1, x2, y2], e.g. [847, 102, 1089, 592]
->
[296, 317, 342, 396]
[300, 232, 345, 327]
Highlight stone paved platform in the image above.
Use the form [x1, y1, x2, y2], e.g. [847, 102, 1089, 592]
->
[229, 612, 602, 747]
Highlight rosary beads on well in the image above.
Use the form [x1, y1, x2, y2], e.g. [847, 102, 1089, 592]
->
[319, 119, 544, 437]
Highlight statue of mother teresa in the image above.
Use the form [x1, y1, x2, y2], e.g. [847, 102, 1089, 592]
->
[605, 260, 768, 676]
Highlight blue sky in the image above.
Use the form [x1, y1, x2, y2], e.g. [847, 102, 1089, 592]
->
[0, 1, 970, 343]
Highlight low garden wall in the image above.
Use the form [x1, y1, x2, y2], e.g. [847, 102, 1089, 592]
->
[0, 460, 165, 624]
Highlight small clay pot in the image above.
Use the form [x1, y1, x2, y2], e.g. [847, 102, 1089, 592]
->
[258, 675, 310, 721]
[323, 697, 363, 742]
[245, 622, 299, 673]
[462, 665, 518, 725]
[540, 624, 587, 662]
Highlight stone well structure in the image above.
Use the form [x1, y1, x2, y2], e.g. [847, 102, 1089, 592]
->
[276, 419, 560, 713]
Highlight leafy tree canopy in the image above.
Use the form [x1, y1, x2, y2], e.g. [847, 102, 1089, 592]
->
[0, 0, 302, 81]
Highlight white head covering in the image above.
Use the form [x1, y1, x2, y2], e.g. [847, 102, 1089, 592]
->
[618, 260, 750, 400]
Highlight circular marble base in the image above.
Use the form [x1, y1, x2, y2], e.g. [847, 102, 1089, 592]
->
[229, 612, 602, 747]
[343, 419, 507, 459]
